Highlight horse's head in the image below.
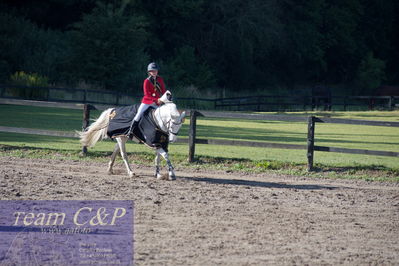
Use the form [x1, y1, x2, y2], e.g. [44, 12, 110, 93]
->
[157, 95, 186, 142]
[159, 90, 173, 104]
[164, 103, 185, 143]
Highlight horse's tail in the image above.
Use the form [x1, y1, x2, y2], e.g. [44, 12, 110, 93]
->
[78, 108, 114, 148]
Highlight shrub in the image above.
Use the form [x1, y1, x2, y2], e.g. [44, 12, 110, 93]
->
[354, 52, 386, 95]
[256, 160, 285, 170]
[11, 71, 48, 87]
[9, 71, 49, 100]
[0, 12, 68, 85]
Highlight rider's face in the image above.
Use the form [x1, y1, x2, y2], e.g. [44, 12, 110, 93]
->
[148, 70, 158, 77]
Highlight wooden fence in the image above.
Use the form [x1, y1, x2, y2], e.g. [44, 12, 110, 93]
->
[212, 95, 399, 111]
[1, 98, 398, 170]
[306, 116, 399, 170]
[0, 98, 109, 155]
[187, 110, 399, 170]
[0, 84, 137, 106]
[1, 84, 398, 111]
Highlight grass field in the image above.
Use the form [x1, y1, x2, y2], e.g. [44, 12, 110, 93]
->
[0, 104, 398, 181]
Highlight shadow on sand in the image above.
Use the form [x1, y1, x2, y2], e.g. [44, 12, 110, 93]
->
[179, 176, 338, 190]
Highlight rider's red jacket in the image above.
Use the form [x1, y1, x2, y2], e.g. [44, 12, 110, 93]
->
[141, 76, 166, 105]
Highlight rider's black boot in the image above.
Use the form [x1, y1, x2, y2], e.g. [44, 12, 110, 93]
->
[128, 120, 138, 138]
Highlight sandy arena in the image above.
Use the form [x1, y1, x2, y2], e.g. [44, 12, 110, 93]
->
[1, 156, 398, 265]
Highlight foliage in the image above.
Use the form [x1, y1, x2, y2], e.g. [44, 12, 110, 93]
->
[321, 0, 364, 84]
[10, 71, 49, 87]
[0, 12, 66, 83]
[9, 71, 49, 99]
[277, 0, 326, 84]
[1, 0, 399, 94]
[199, 0, 285, 90]
[354, 52, 386, 94]
[0, 60, 10, 82]
[256, 160, 287, 170]
[163, 45, 216, 90]
[66, 1, 149, 91]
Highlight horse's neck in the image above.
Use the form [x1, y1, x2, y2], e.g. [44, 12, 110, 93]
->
[153, 106, 169, 132]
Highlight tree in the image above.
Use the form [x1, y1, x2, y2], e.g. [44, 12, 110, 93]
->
[163, 45, 215, 90]
[0, 12, 65, 83]
[358, 0, 398, 84]
[1, 0, 398, 94]
[321, 0, 365, 83]
[355, 52, 386, 94]
[277, 0, 326, 85]
[128, 0, 206, 59]
[66, 1, 149, 91]
[199, 0, 284, 91]
[1, 0, 96, 30]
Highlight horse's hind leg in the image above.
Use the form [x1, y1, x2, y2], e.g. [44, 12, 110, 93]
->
[116, 136, 135, 178]
[154, 150, 162, 179]
[107, 142, 120, 175]
[157, 148, 175, 180]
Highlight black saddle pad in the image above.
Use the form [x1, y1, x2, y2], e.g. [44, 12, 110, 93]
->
[107, 105, 138, 138]
[107, 104, 169, 151]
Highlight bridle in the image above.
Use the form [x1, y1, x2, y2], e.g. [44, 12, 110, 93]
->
[154, 104, 183, 136]
[167, 119, 182, 136]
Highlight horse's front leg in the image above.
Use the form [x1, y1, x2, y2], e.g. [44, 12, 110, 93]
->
[157, 148, 175, 180]
[116, 136, 135, 178]
[107, 142, 120, 175]
[154, 150, 162, 179]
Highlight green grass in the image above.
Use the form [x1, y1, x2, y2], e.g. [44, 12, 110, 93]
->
[1, 104, 398, 181]
[0, 104, 89, 131]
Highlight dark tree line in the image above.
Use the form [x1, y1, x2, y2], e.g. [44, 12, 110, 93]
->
[1, 0, 398, 96]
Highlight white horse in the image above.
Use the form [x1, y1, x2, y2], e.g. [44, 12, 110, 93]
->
[79, 93, 185, 180]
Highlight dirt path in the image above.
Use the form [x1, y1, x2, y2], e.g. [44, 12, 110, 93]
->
[1, 156, 398, 265]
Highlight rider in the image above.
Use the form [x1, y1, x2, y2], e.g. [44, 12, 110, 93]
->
[129, 62, 167, 133]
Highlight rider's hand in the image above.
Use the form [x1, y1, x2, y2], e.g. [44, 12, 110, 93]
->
[157, 98, 163, 104]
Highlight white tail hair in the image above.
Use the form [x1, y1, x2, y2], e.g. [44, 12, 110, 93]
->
[79, 108, 113, 147]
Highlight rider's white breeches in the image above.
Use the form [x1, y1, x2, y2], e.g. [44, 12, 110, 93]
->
[133, 103, 158, 122]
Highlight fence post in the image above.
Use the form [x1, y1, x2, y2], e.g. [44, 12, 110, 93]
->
[368, 98, 374, 110]
[307, 116, 316, 171]
[81, 104, 91, 155]
[389, 96, 394, 110]
[188, 110, 197, 162]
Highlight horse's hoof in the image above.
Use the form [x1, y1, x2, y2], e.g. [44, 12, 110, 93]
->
[157, 174, 170, 180]
[128, 172, 136, 178]
[168, 174, 176, 181]
[107, 170, 113, 175]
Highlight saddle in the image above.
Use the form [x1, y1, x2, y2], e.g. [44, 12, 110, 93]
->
[107, 104, 169, 151]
